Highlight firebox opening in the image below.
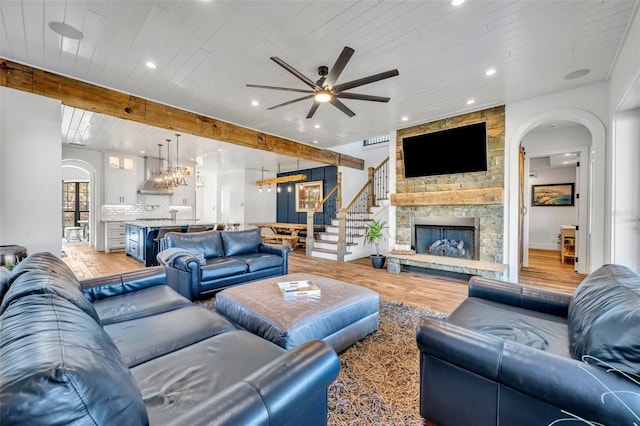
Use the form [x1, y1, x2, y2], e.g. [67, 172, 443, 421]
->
[411, 217, 480, 261]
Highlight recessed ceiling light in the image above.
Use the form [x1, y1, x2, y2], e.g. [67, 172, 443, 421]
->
[451, 0, 465, 6]
[485, 68, 496, 76]
[145, 61, 157, 69]
[314, 124, 320, 129]
[563, 69, 590, 80]
[466, 99, 475, 105]
[139, 150, 145, 154]
[401, 116, 409, 121]
[218, 148, 223, 152]
[251, 100, 259, 106]
[564, 153, 572, 156]
[562, 161, 569, 165]
[48, 21, 83, 40]
[312, 140, 318, 144]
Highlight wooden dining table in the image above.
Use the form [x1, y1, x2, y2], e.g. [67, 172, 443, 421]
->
[251, 222, 322, 250]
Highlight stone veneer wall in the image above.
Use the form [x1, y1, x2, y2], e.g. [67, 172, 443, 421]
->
[395, 106, 505, 263]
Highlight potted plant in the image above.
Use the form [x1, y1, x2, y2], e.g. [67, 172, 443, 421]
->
[363, 219, 388, 269]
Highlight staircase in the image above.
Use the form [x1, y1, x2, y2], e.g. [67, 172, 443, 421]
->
[309, 157, 390, 262]
[311, 201, 389, 261]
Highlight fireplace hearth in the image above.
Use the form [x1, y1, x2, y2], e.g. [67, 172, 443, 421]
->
[412, 217, 480, 261]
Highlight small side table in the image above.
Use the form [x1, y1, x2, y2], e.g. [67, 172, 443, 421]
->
[560, 225, 576, 264]
[0, 245, 28, 267]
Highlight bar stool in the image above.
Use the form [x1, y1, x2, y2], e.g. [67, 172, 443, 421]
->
[186, 225, 207, 233]
[153, 227, 182, 259]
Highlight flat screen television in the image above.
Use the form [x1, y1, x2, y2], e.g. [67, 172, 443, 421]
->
[402, 121, 488, 178]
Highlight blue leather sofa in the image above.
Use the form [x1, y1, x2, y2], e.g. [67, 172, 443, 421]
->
[417, 264, 640, 425]
[160, 228, 289, 300]
[0, 252, 339, 425]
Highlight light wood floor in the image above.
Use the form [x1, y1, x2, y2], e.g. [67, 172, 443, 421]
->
[62, 245, 585, 315]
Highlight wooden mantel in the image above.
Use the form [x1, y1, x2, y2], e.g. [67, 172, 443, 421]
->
[0, 59, 364, 170]
[391, 187, 503, 206]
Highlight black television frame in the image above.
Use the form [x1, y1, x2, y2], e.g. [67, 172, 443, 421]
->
[401, 121, 488, 179]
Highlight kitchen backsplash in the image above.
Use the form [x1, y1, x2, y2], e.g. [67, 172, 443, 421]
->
[101, 195, 193, 221]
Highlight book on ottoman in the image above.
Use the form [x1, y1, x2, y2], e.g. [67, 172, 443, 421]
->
[277, 280, 321, 299]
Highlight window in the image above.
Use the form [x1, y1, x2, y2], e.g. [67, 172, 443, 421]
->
[363, 134, 390, 146]
[63, 181, 89, 233]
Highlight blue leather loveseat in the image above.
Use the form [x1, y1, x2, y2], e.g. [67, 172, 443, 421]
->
[417, 264, 640, 425]
[160, 228, 289, 300]
[0, 252, 339, 425]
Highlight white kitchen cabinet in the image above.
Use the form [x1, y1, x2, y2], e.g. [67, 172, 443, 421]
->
[105, 154, 137, 205]
[105, 222, 126, 252]
[171, 167, 196, 207]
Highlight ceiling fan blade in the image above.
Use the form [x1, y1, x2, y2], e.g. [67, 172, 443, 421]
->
[306, 102, 321, 119]
[247, 84, 313, 94]
[330, 98, 356, 117]
[336, 92, 391, 103]
[270, 57, 321, 90]
[266, 95, 314, 110]
[325, 46, 355, 87]
[333, 69, 399, 93]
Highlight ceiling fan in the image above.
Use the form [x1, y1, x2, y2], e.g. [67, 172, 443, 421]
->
[247, 46, 399, 119]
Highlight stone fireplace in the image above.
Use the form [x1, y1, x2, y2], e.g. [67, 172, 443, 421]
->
[412, 216, 480, 260]
[388, 106, 506, 278]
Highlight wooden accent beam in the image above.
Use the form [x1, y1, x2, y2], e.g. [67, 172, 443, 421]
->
[256, 174, 307, 186]
[390, 187, 503, 206]
[0, 59, 364, 170]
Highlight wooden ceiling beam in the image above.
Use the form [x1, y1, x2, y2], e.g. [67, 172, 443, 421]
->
[0, 59, 364, 170]
[257, 174, 307, 186]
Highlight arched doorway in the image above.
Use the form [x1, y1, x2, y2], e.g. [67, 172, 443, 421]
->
[507, 109, 606, 282]
[61, 159, 97, 248]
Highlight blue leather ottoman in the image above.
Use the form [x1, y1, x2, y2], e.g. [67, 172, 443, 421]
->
[215, 273, 379, 352]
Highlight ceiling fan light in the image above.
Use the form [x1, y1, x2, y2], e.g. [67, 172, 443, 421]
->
[314, 90, 332, 103]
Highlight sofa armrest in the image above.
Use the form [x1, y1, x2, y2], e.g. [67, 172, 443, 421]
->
[417, 317, 640, 424]
[259, 244, 290, 274]
[468, 276, 571, 317]
[165, 340, 340, 426]
[417, 317, 504, 381]
[80, 266, 166, 302]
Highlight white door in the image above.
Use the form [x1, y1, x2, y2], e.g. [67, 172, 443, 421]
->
[612, 109, 640, 270]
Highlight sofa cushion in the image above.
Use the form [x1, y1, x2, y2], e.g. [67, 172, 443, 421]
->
[164, 230, 224, 259]
[448, 297, 571, 357]
[130, 330, 284, 425]
[568, 264, 640, 376]
[93, 284, 192, 325]
[0, 293, 148, 425]
[233, 252, 284, 272]
[105, 306, 236, 367]
[1, 267, 101, 324]
[201, 257, 248, 281]
[221, 229, 262, 256]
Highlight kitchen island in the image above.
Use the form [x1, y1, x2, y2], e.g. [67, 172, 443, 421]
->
[125, 220, 216, 267]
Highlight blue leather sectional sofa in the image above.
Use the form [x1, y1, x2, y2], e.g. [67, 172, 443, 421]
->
[160, 228, 289, 300]
[0, 252, 339, 425]
[417, 264, 640, 425]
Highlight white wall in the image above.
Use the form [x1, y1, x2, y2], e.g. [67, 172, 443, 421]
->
[0, 87, 62, 256]
[609, 6, 640, 112]
[330, 140, 390, 207]
[522, 125, 592, 153]
[527, 167, 576, 250]
[243, 168, 277, 224]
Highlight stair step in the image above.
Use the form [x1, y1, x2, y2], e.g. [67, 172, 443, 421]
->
[312, 247, 353, 255]
[315, 239, 357, 247]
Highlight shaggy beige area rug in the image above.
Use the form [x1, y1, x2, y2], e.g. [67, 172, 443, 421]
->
[328, 299, 446, 426]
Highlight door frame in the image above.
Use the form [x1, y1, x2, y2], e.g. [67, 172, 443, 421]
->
[507, 108, 606, 282]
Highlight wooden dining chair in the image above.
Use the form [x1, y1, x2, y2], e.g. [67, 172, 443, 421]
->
[154, 227, 182, 254]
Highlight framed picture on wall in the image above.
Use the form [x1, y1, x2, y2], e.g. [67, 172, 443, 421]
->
[295, 181, 323, 212]
[531, 183, 575, 206]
